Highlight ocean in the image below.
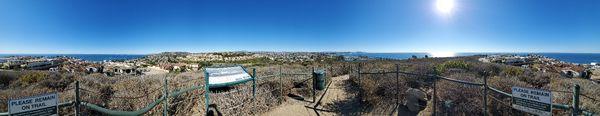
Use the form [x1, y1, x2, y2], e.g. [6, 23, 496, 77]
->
[338, 52, 600, 64]
[0, 54, 146, 62]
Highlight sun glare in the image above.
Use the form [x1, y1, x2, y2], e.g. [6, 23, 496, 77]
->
[429, 52, 456, 57]
[436, 0, 455, 15]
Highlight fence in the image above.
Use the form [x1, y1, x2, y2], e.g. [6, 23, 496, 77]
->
[354, 63, 596, 116]
[0, 66, 324, 116]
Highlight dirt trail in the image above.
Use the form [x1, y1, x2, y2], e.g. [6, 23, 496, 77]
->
[262, 75, 357, 116]
[262, 74, 418, 116]
[194, 74, 417, 115]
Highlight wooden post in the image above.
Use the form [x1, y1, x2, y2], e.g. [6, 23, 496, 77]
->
[572, 84, 580, 116]
[163, 77, 169, 116]
[483, 75, 488, 116]
[74, 81, 80, 116]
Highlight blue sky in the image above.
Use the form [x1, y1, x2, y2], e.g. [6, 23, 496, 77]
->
[0, 0, 599, 54]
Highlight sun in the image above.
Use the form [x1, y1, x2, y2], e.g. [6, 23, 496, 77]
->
[429, 52, 456, 57]
[436, 0, 455, 15]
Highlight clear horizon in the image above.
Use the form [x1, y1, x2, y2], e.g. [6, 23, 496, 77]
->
[1, 0, 599, 54]
[2, 51, 600, 55]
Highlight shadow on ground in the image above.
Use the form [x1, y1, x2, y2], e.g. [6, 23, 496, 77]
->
[321, 78, 374, 115]
[321, 77, 419, 116]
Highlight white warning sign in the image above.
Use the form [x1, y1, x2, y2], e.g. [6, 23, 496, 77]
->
[8, 92, 58, 116]
[512, 87, 552, 116]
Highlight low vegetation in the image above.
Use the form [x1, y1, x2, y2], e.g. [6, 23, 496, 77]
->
[1, 56, 598, 115]
[349, 56, 599, 115]
[0, 61, 352, 115]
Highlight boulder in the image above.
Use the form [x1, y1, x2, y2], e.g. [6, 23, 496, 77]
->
[590, 69, 600, 80]
[404, 88, 428, 112]
[560, 69, 580, 78]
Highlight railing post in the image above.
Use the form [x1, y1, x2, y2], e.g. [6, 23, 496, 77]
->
[252, 68, 257, 100]
[312, 67, 316, 103]
[572, 84, 580, 116]
[204, 71, 210, 115]
[433, 75, 437, 116]
[75, 81, 80, 116]
[483, 75, 488, 116]
[358, 63, 362, 102]
[163, 77, 169, 116]
[395, 64, 400, 107]
[279, 66, 283, 100]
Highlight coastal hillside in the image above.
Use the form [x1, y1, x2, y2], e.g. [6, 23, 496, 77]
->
[0, 52, 350, 115]
[350, 56, 599, 115]
[1, 54, 598, 115]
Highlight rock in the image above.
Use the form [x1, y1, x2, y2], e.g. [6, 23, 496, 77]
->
[560, 69, 580, 78]
[404, 88, 427, 112]
[589, 69, 600, 80]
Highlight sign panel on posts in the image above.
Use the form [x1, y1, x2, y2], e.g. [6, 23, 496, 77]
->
[8, 93, 58, 116]
[511, 87, 552, 116]
[205, 66, 252, 88]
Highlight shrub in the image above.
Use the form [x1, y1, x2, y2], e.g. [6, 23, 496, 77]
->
[501, 66, 524, 77]
[487, 75, 531, 115]
[436, 60, 471, 74]
[19, 71, 48, 86]
[469, 63, 503, 77]
[39, 73, 77, 90]
[434, 73, 485, 115]
[0, 71, 19, 88]
[519, 72, 554, 88]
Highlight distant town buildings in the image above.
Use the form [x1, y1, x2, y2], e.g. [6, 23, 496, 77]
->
[0, 52, 341, 77]
[480, 54, 600, 81]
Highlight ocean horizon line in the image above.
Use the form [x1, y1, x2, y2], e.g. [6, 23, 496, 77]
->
[2, 51, 600, 55]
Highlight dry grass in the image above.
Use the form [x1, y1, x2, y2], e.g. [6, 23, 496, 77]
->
[348, 56, 600, 115]
[2, 57, 598, 115]
[0, 62, 351, 115]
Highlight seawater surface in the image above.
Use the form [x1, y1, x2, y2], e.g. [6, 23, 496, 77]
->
[338, 52, 600, 64]
[0, 54, 146, 62]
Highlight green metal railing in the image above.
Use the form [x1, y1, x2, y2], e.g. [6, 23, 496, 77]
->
[355, 63, 597, 116]
[77, 81, 205, 116]
[1, 66, 321, 116]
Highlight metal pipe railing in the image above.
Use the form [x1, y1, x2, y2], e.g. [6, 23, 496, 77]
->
[355, 65, 596, 116]
[1, 66, 324, 116]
